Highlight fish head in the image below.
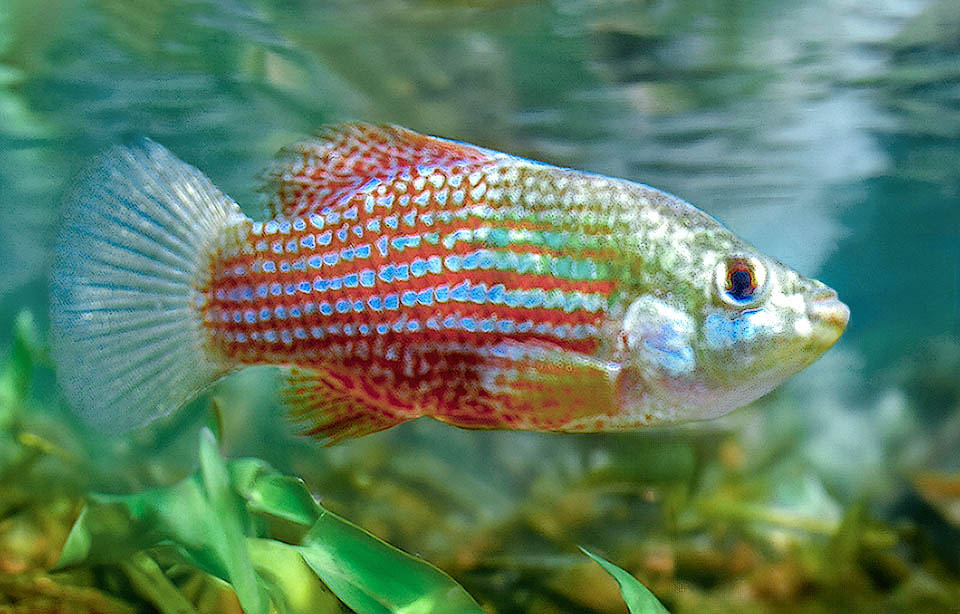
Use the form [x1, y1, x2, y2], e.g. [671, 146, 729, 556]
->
[609, 239, 849, 425]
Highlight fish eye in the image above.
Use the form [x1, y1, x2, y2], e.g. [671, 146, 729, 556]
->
[715, 256, 766, 306]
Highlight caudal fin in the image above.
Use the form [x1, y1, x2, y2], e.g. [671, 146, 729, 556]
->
[50, 140, 248, 432]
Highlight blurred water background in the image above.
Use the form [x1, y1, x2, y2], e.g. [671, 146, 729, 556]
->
[1, 0, 959, 611]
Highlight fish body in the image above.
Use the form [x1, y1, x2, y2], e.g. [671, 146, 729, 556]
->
[50, 124, 848, 443]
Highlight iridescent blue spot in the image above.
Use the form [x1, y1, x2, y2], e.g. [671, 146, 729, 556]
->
[395, 264, 409, 281]
[497, 319, 516, 333]
[275, 306, 287, 319]
[264, 330, 278, 342]
[236, 332, 248, 343]
[385, 216, 399, 229]
[443, 315, 458, 329]
[281, 330, 293, 344]
[417, 289, 433, 305]
[308, 255, 323, 269]
[233, 311, 243, 323]
[328, 277, 342, 290]
[344, 273, 359, 288]
[265, 221, 279, 234]
[366, 219, 381, 232]
[343, 324, 355, 336]
[359, 269, 375, 287]
[427, 256, 442, 274]
[479, 251, 496, 269]
[553, 324, 569, 339]
[378, 265, 395, 283]
[392, 318, 405, 333]
[292, 259, 306, 272]
[462, 251, 480, 270]
[354, 300, 364, 312]
[516, 321, 533, 333]
[444, 255, 462, 272]
[451, 281, 470, 302]
[311, 327, 324, 339]
[294, 327, 307, 339]
[327, 212, 341, 225]
[227, 288, 241, 302]
[524, 289, 545, 308]
[402, 211, 417, 226]
[413, 191, 430, 206]
[278, 221, 292, 233]
[344, 207, 358, 220]
[420, 213, 434, 225]
[270, 283, 283, 296]
[355, 244, 371, 259]
[368, 296, 383, 311]
[320, 302, 333, 316]
[487, 284, 505, 303]
[337, 226, 348, 242]
[410, 259, 427, 277]
[286, 239, 298, 253]
[423, 232, 440, 244]
[309, 214, 324, 229]
[480, 318, 495, 333]
[426, 317, 440, 330]
[304, 302, 317, 314]
[435, 285, 450, 302]
[461, 317, 477, 331]
[384, 294, 399, 310]
[262, 261, 277, 273]
[317, 231, 332, 246]
[407, 320, 421, 332]
[293, 218, 307, 231]
[245, 310, 256, 324]
[300, 235, 316, 249]
[285, 284, 296, 295]
[376, 323, 390, 335]
[376, 236, 389, 257]
[361, 178, 381, 192]
[358, 324, 370, 335]
[469, 284, 487, 303]
[280, 261, 291, 273]
[313, 278, 329, 292]
[256, 284, 268, 298]
[323, 252, 338, 266]
[341, 247, 355, 261]
[401, 291, 417, 307]
[353, 225, 364, 237]
[398, 194, 410, 207]
[272, 241, 283, 254]
[290, 307, 302, 318]
[336, 300, 350, 313]
[378, 194, 395, 208]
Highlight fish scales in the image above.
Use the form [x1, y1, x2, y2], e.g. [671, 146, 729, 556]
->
[50, 123, 849, 443]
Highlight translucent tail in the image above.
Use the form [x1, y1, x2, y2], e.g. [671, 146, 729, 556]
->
[49, 140, 248, 432]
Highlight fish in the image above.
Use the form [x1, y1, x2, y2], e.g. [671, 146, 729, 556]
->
[49, 123, 849, 444]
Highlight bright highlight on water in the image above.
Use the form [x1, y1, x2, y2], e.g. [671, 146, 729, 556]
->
[49, 123, 849, 444]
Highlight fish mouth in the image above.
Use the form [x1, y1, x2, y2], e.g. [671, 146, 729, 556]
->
[806, 288, 850, 347]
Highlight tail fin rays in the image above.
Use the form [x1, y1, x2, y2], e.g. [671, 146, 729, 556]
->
[50, 140, 248, 432]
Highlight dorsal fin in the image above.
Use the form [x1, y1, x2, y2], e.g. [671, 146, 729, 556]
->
[259, 123, 496, 218]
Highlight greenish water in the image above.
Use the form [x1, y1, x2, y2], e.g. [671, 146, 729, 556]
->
[1, 0, 959, 612]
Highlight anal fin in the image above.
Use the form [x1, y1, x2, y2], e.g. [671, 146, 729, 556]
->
[281, 366, 413, 445]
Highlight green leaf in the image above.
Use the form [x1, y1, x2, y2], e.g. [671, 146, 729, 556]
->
[198, 427, 269, 614]
[57, 428, 484, 614]
[297, 509, 484, 614]
[580, 547, 670, 614]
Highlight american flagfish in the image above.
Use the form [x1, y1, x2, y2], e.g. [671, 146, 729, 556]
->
[50, 124, 849, 444]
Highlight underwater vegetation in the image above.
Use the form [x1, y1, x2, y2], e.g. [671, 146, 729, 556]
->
[3, 310, 960, 611]
[1, 0, 960, 612]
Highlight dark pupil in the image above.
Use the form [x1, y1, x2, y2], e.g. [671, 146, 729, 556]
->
[728, 269, 754, 301]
